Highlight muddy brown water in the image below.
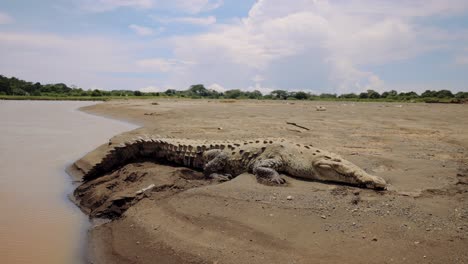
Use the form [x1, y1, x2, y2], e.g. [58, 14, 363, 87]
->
[0, 101, 137, 264]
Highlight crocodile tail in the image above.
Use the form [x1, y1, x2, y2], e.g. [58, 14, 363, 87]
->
[83, 137, 163, 181]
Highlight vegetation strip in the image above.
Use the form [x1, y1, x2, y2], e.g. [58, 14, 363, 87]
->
[1, 75, 466, 103]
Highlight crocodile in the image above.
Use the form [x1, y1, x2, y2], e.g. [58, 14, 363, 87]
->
[83, 136, 387, 190]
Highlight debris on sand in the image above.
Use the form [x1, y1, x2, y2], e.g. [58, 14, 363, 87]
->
[351, 196, 361, 205]
[144, 112, 159, 116]
[286, 128, 302, 133]
[316, 106, 327, 111]
[136, 184, 155, 194]
[286, 195, 293, 200]
[286, 121, 310, 131]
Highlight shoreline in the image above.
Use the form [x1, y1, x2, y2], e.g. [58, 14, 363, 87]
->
[72, 99, 468, 263]
[66, 102, 140, 264]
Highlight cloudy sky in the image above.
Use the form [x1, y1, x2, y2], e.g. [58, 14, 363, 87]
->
[0, 0, 467, 94]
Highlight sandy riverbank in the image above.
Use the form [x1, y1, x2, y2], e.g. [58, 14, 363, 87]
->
[71, 99, 467, 263]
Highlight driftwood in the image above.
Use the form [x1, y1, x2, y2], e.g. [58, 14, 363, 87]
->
[286, 122, 310, 131]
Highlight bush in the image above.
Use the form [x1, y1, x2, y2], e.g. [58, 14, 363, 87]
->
[294, 91, 309, 100]
[367, 90, 380, 99]
[435, 90, 453, 98]
[339, 93, 358, 99]
[91, 89, 102, 97]
[359, 92, 368, 99]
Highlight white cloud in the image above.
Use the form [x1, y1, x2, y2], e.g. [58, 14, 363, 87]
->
[129, 24, 161, 36]
[455, 56, 468, 65]
[207, 83, 225, 92]
[80, 0, 154, 12]
[139, 85, 167, 92]
[455, 48, 468, 65]
[79, 0, 223, 13]
[0, 31, 156, 90]
[0, 32, 131, 72]
[247, 83, 273, 95]
[164, 0, 468, 93]
[153, 16, 216, 25]
[252, 74, 264, 83]
[170, 0, 223, 14]
[0, 12, 13, 24]
[135, 58, 195, 72]
[2, 1, 468, 93]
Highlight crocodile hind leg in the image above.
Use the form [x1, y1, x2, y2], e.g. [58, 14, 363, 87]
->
[203, 149, 232, 181]
[253, 159, 286, 184]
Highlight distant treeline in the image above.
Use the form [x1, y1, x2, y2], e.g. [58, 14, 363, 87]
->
[1, 75, 467, 103]
[174, 85, 468, 103]
[0, 75, 139, 97]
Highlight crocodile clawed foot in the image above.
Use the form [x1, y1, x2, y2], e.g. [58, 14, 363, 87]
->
[209, 173, 231, 182]
[270, 175, 286, 185]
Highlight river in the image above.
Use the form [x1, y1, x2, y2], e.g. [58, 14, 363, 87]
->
[0, 101, 137, 263]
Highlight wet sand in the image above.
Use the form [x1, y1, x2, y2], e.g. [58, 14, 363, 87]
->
[73, 99, 467, 263]
[0, 101, 137, 264]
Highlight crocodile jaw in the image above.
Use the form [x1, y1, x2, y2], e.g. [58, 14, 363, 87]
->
[313, 159, 387, 190]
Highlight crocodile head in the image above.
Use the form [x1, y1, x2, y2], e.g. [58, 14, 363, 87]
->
[313, 156, 387, 190]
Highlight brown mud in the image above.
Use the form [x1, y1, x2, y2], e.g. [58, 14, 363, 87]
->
[72, 100, 467, 263]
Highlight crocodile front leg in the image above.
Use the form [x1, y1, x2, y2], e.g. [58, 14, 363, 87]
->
[203, 149, 231, 181]
[252, 159, 286, 184]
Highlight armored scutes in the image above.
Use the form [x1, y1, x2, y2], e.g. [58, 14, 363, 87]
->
[84, 136, 387, 190]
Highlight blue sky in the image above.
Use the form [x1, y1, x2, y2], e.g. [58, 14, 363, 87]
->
[0, 0, 467, 94]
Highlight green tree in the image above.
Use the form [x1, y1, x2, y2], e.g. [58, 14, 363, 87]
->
[0, 75, 11, 94]
[455, 91, 468, 99]
[339, 93, 358, 98]
[294, 91, 309, 100]
[12, 87, 27, 95]
[421, 90, 436, 98]
[164, 89, 177, 96]
[91, 89, 102, 97]
[187, 84, 210, 97]
[224, 89, 243, 99]
[247, 90, 263, 99]
[381, 90, 398, 98]
[367, 89, 380, 99]
[435, 90, 454, 98]
[319, 93, 337, 98]
[270, 90, 288, 100]
[398, 91, 419, 100]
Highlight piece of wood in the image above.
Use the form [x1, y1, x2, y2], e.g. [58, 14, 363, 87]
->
[286, 122, 310, 131]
